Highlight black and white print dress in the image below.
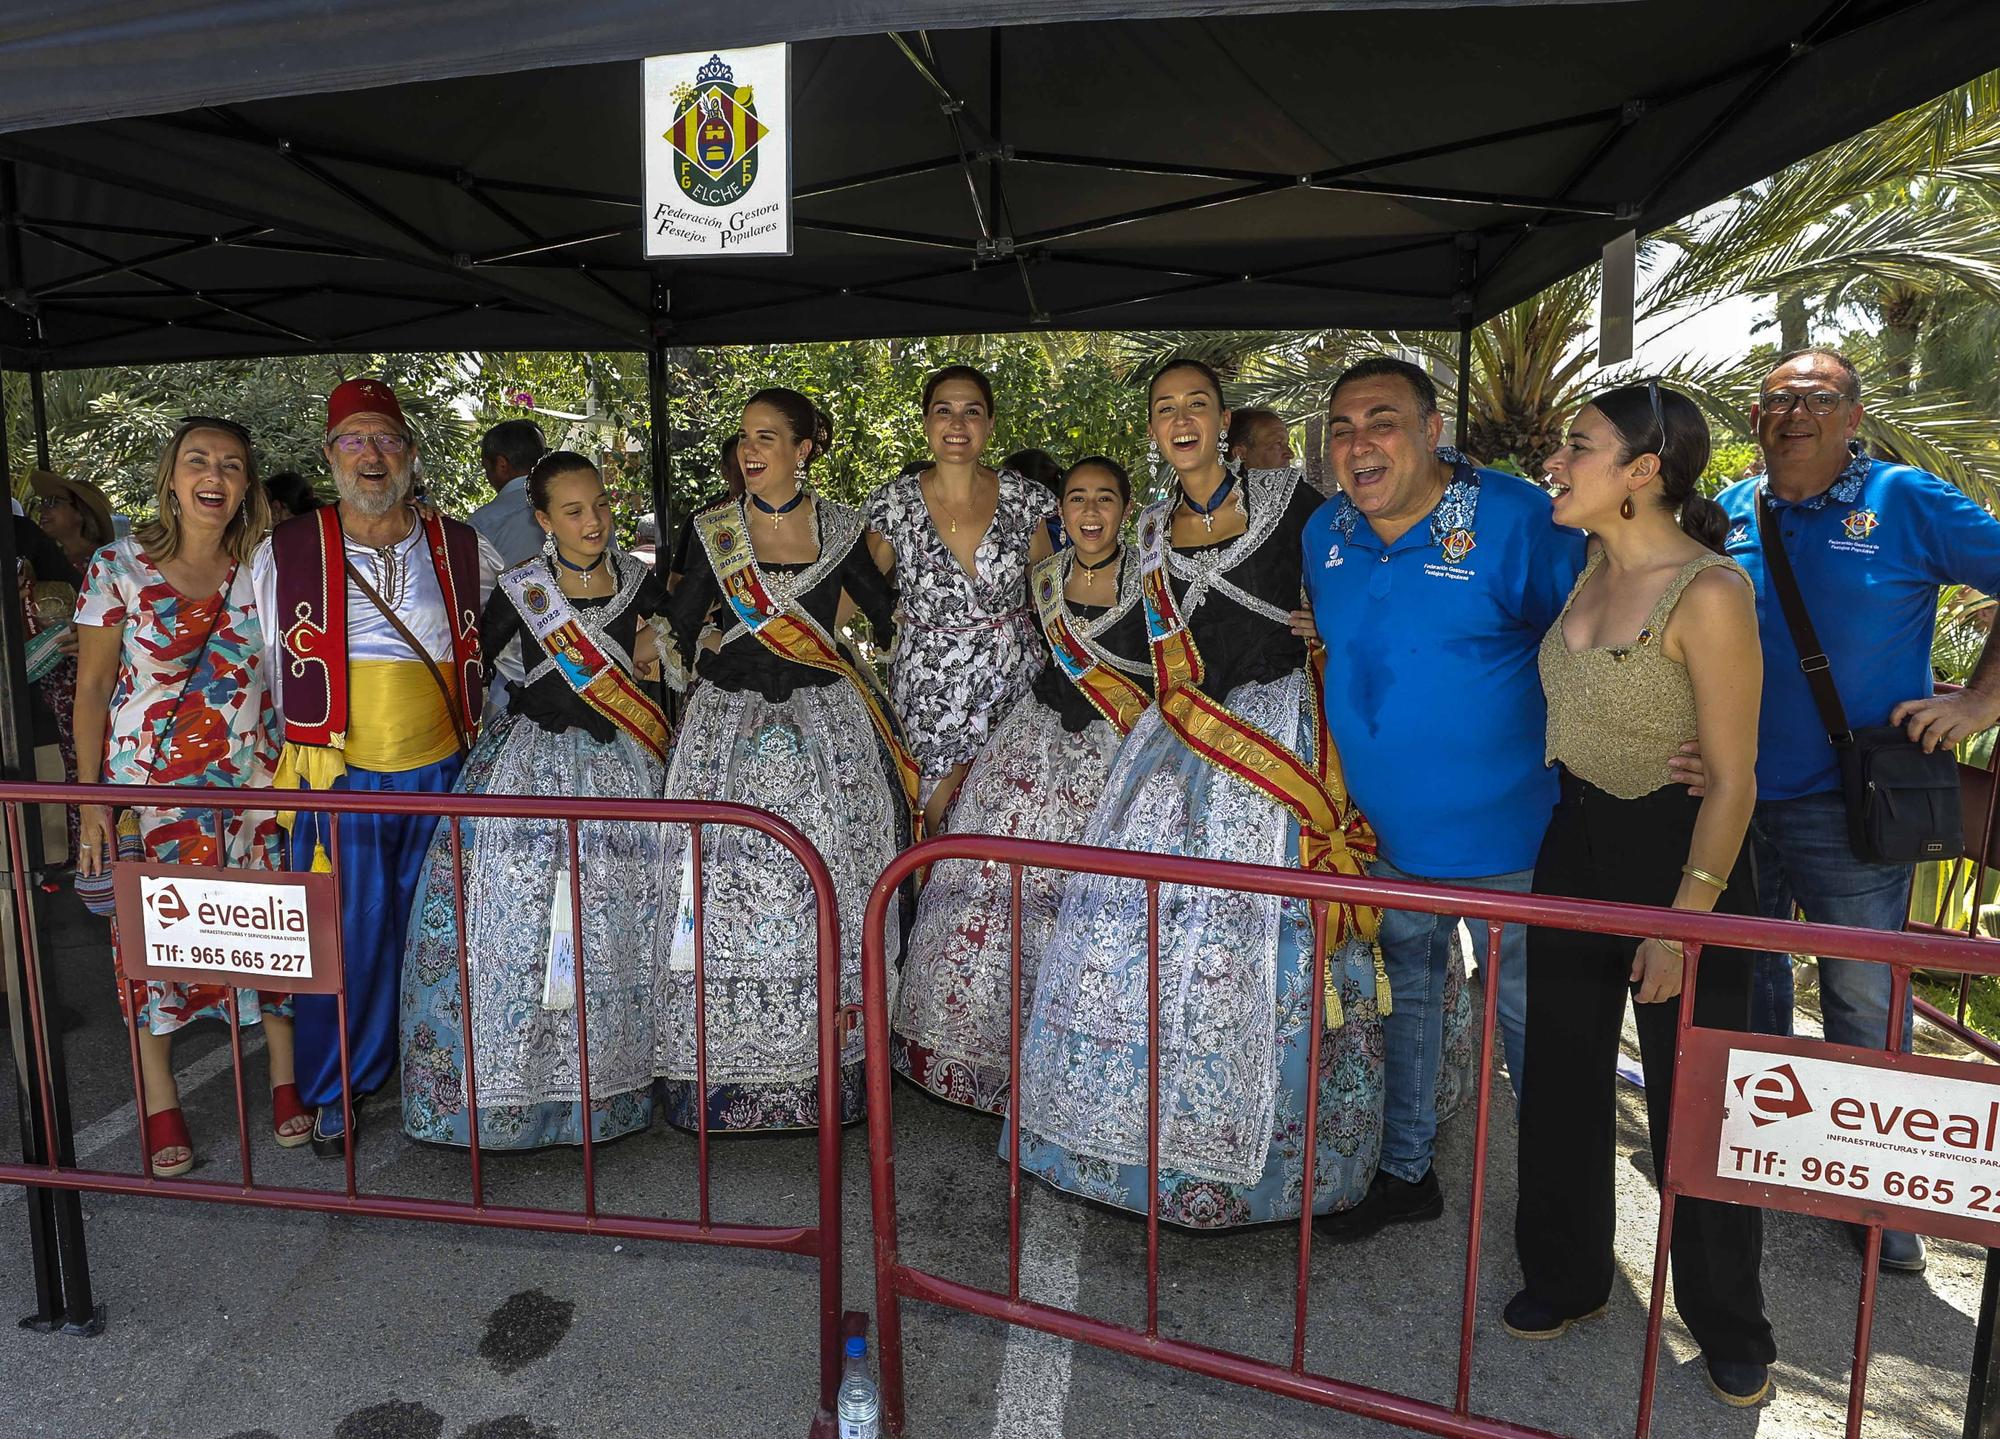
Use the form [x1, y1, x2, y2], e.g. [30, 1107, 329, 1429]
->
[863, 469, 1057, 799]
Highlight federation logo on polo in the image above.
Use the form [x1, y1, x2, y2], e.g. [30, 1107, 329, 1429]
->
[1322, 541, 1344, 569]
[1841, 509, 1880, 542]
[1439, 528, 1476, 564]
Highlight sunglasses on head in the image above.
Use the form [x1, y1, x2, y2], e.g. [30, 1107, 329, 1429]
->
[177, 415, 254, 447]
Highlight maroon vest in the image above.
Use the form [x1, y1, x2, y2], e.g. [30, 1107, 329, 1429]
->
[272, 506, 484, 748]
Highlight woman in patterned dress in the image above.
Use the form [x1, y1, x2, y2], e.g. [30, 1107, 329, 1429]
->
[865, 365, 1057, 832]
[400, 454, 671, 1150]
[71, 418, 304, 1178]
[892, 457, 1153, 1113]
[655, 388, 910, 1132]
[1011, 360, 1386, 1230]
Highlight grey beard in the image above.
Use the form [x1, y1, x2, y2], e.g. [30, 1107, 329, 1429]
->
[334, 470, 413, 517]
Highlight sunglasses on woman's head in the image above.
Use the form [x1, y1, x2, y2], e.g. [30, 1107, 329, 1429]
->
[177, 415, 255, 447]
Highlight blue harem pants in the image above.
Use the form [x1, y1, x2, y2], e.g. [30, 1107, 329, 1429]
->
[290, 755, 463, 1115]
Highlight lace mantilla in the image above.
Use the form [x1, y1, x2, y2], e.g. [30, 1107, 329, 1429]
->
[1053, 548, 1151, 677]
[518, 550, 648, 686]
[1163, 465, 1305, 626]
[716, 497, 864, 647]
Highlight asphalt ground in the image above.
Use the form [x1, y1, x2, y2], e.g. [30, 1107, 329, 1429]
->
[1, 884, 1989, 1439]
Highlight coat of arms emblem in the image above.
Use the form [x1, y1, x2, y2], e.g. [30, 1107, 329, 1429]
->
[667, 55, 771, 207]
[1841, 509, 1879, 542]
[1440, 528, 1477, 564]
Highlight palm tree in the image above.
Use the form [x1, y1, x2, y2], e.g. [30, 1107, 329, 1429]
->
[1118, 72, 2000, 500]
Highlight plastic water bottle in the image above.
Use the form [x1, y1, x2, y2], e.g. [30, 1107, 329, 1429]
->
[837, 1335, 881, 1438]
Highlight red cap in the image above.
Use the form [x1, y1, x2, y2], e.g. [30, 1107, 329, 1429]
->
[326, 377, 408, 434]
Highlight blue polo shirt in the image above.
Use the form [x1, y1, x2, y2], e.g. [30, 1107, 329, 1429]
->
[1304, 454, 1586, 877]
[1718, 452, 2000, 801]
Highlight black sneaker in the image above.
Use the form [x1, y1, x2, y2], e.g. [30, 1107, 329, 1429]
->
[1313, 1167, 1443, 1244]
[1705, 1357, 1771, 1407]
[1500, 1291, 1605, 1340]
[1845, 1222, 1927, 1273]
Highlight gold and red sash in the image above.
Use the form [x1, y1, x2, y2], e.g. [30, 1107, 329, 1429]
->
[694, 502, 922, 829]
[1135, 500, 1386, 1026]
[1030, 552, 1150, 737]
[498, 557, 670, 762]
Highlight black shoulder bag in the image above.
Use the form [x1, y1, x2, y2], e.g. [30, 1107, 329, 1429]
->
[1756, 493, 1961, 864]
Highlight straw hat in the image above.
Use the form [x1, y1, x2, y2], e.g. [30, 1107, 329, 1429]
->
[27, 469, 114, 546]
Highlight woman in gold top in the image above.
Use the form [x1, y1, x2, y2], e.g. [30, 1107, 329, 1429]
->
[1508, 382, 1776, 1409]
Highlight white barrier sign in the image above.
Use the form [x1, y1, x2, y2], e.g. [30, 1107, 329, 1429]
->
[1718, 1047, 2000, 1226]
[642, 45, 791, 258]
[137, 871, 315, 982]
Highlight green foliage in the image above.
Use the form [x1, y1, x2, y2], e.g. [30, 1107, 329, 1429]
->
[6, 354, 478, 520]
[1703, 439, 1760, 490]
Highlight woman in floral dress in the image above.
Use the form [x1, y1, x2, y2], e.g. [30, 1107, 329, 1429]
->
[71, 417, 305, 1178]
[865, 365, 1057, 832]
[892, 457, 1152, 1113]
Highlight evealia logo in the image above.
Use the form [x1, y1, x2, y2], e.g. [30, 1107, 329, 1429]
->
[143, 883, 190, 927]
[1734, 1063, 1812, 1127]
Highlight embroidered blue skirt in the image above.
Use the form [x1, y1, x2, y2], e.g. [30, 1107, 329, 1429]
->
[1009, 671, 1387, 1230]
[399, 711, 666, 1150]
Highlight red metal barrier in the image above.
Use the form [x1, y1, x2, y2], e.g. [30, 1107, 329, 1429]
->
[0, 779, 851, 1437]
[860, 833, 2000, 1439]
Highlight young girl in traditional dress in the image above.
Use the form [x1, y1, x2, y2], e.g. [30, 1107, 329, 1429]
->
[400, 453, 671, 1149]
[892, 457, 1152, 1113]
[71, 418, 303, 1177]
[865, 365, 1056, 832]
[1012, 360, 1387, 1229]
[656, 389, 914, 1131]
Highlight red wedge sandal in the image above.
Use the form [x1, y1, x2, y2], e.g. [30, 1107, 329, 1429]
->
[145, 1107, 194, 1178]
[271, 1083, 313, 1149]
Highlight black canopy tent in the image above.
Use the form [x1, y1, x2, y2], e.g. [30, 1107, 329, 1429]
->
[0, 1, 1996, 367]
[5, 0, 2000, 1356]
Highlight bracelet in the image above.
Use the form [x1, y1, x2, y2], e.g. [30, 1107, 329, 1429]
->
[1682, 864, 1729, 892]
[1652, 938, 1686, 956]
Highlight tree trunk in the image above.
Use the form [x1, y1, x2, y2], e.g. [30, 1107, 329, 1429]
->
[1879, 288, 1928, 398]
[1776, 289, 1810, 352]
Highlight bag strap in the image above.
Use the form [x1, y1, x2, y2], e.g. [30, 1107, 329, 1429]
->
[139, 561, 238, 786]
[343, 555, 470, 756]
[1755, 491, 1852, 744]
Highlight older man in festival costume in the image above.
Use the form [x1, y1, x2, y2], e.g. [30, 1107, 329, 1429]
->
[251, 378, 501, 1156]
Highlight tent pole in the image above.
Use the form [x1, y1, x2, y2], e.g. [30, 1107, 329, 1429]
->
[0, 158, 100, 1338]
[1453, 322, 1473, 450]
[27, 368, 48, 469]
[647, 269, 673, 564]
[0, 369, 100, 1338]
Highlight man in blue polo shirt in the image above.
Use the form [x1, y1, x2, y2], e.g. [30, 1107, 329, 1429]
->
[1719, 346, 2000, 1274]
[1304, 357, 1586, 1241]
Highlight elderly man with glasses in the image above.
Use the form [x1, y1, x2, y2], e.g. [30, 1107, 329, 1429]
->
[1716, 346, 2000, 1275]
[251, 377, 501, 1157]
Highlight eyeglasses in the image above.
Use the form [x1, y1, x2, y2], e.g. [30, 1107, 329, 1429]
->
[329, 432, 412, 455]
[1758, 389, 1846, 417]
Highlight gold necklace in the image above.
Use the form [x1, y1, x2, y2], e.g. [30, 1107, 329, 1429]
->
[930, 474, 981, 536]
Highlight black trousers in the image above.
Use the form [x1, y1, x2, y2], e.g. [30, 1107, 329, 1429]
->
[1514, 770, 1775, 1365]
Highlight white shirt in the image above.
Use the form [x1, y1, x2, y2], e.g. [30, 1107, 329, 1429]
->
[250, 516, 502, 717]
[467, 477, 544, 569]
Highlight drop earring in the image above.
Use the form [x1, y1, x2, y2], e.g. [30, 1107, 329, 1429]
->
[793, 459, 808, 483]
[1619, 494, 1635, 520]
[1147, 437, 1161, 466]
[541, 530, 557, 557]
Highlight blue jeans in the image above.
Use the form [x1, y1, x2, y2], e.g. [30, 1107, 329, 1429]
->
[1747, 791, 1915, 1051]
[1372, 859, 1530, 1184]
